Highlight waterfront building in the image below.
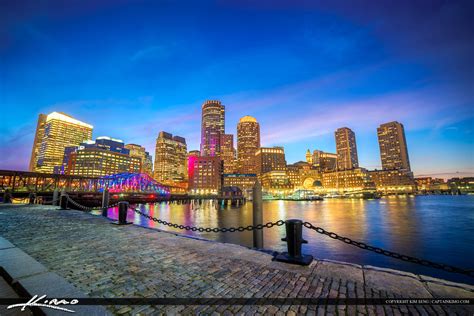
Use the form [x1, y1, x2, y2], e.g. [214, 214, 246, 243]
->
[29, 114, 47, 171]
[369, 169, 416, 194]
[447, 177, 474, 194]
[377, 121, 411, 171]
[125, 143, 153, 177]
[33, 112, 93, 173]
[322, 168, 375, 193]
[66, 137, 140, 177]
[220, 134, 236, 173]
[188, 156, 223, 195]
[256, 147, 287, 175]
[154, 131, 187, 185]
[260, 171, 293, 195]
[335, 127, 359, 170]
[415, 177, 449, 193]
[237, 116, 260, 174]
[222, 173, 257, 194]
[287, 162, 322, 190]
[200, 100, 225, 157]
[312, 150, 337, 172]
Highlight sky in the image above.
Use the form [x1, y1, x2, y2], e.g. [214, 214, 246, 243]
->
[1, 0, 473, 178]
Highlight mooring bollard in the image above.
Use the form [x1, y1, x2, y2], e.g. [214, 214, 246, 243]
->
[101, 189, 109, 217]
[60, 193, 68, 210]
[52, 188, 59, 206]
[117, 201, 131, 225]
[253, 181, 263, 249]
[274, 219, 313, 266]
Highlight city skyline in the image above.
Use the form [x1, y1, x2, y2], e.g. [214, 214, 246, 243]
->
[1, 1, 473, 179]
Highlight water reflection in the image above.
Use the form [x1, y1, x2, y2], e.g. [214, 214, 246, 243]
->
[104, 195, 474, 285]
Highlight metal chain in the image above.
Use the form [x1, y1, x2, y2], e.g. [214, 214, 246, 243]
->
[65, 195, 120, 212]
[303, 222, 474, 277]
[132, 207, 285, 233]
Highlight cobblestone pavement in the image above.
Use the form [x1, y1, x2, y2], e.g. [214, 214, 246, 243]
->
[0, 205, 473, 315]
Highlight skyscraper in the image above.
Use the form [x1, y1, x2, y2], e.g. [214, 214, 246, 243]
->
[256, 147, 287, 175]
[220, 134, 236, 173]
[335, 127, 358, 170]
[34, 112, 93, 173]
[29, 114, 47, 171]
[154, 131, 188, 184]
[125, 143, 154, 177]
[377, 121, 411, 171]
[237, 116, 260, 174]
[200, 100, 225, 157]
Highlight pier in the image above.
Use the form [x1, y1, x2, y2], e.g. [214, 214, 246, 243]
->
[0, 204, 473, 315]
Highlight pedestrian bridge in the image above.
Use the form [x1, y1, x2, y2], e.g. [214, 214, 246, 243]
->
[0, 170, 170, 196]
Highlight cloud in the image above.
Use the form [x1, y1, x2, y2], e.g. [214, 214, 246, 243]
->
[130, 43, 178, 62]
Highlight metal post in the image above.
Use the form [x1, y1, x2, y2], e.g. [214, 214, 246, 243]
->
[253, 181, 263, 249]
[60, 193, 68, 210]
[3, 189, 12, 203]
[52, 188, 59, 206]
[101, 189, 109, 217]
[274, 219, 313, 266]
[29, 192, 36, 204]
[116, 201, 131, 225]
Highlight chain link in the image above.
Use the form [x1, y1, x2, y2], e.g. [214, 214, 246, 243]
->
[65, 195, 120, 212]
[303, 222, 474, 277]
[132, 207, 285, 233]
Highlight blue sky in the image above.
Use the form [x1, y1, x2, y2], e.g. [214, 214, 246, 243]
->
[1, 0, 473, 178]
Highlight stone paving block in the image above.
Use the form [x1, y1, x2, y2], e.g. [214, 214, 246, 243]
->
[0, 248, 48, 282]
[419, 274, 474, 292]
[0, 237, 15, 250]
[423, 281, 474, 298]
[363, 266, 432, 297]
[314, 260, 364, 284]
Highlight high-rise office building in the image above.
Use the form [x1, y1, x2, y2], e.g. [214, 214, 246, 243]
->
[312, 150, 337, 172]
[220, 134, 236, 173]
[154, 131, 188, 184]
[29, 114, 47, 171]
[256, 147, 287, 175]
[335, 127, 358, 171]
[125, 143, 153, 177]
[377, 121, 411, 171]
[66, 137, 141, 177]
[34, 112, 93, 173]
[200, 100, 225, 157]
[237, 116, 260, 174]
[188, 156, 223, 195]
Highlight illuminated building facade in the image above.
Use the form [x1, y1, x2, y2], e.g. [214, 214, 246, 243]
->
[312, 150, 337, 172]
[220, 134, 236, 173]
[260, 171, 293, 195]
[154, 131, 187, 184]
[237, 116, 260, 174]
[29, 114, 47, 171]
[335, 127, 358, 170]
[256, 147, 287, 175]
[125, 143, 153, 177]
[415, 177, 449, 192]
[200, 100, 225, 157]
[447, 177, 474, 194]
[377, 121, 411, 171]
[322, 168, 375, 193]
[287, 162, 321, 190]
[369, 169, 416, 194]
[305, 149, 313, 165]
[34, 112, 93, 173]
[188, 156, 223, 195]
[223, 174, 257, 193]
[66, 137, 140, 177]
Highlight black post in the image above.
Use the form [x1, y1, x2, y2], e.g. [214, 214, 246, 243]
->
[117, 201, 131, 225]
[274, 219, 313, 266]
[253, 181, 263, 249]
[3, 189, 12, 204]
[29, 192, 36, 204]
[101, 189, 109, 217]
[52, 188, 59, 206]
[60, 194, 68, 210]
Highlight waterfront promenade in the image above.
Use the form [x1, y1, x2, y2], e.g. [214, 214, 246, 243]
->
[0, 204, 473, 315]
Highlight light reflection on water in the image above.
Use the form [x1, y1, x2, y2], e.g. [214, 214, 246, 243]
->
[104, 195, 474, 285]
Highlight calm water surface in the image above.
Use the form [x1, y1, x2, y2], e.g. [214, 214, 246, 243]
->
[104, 195, 474, 285]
